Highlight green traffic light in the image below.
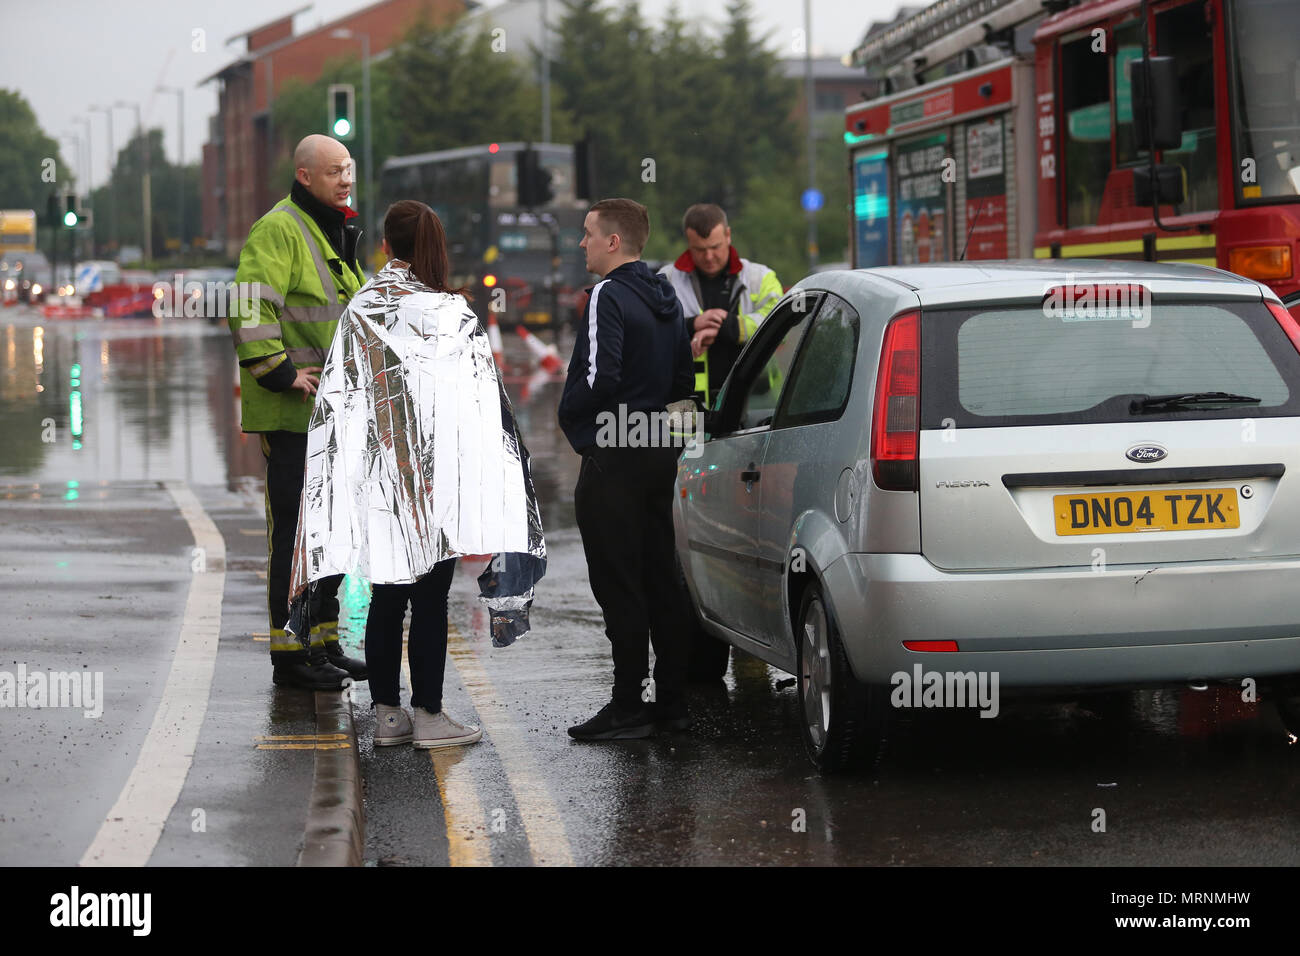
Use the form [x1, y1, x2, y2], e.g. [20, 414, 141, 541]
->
[333, 118, 351, 137]
[63, 210, 77, 227]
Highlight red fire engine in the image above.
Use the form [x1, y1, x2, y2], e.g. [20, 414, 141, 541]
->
[845, 0, 1300, 301]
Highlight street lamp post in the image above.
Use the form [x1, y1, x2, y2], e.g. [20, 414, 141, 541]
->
[157, 86, 185, 257]
[75, 117, 95, 255]
[89, 105, 117, 254]
[804, 0, 818, 272]
[330, 29, 373, 259]
[114, 101, 151, 264]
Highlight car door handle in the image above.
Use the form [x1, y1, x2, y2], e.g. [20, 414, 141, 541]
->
[740, 468, 761, 483]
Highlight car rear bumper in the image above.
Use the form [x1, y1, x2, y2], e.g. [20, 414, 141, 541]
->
[824, 553, 1300, 687]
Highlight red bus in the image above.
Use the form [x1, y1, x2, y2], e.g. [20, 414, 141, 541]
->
[845, 0, 1300, 300]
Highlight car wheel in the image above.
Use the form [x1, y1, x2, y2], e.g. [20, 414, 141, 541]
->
[796, 581, 888, 772]
[677, 557, 730, 682]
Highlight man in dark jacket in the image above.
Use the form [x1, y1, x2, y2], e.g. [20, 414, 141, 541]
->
[559, 198, 696, 740]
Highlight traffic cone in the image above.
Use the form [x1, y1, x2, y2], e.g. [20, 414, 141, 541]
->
[516, 325, 563, 374]
[486, 312, 505, 368]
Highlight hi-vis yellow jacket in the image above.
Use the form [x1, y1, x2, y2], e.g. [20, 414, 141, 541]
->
[659, 247, 782, 407]
[229, 194, 365, 433]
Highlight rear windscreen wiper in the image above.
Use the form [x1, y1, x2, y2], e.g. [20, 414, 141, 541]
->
[1129, 391, 1261, 414]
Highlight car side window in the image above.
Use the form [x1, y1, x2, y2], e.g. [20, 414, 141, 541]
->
[732, 298, 818, 431]
[772, 294, 861, 428]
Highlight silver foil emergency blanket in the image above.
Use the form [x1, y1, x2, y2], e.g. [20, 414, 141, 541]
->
[285, 260, 546, 646]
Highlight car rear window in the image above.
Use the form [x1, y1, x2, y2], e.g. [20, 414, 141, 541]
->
[921, 300, 1300, 426]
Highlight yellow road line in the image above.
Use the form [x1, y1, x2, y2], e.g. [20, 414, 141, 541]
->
[257, 742, 352, 750]
[255, 733, 348, 741]
[238, 528, 265, 536]
[401, 645, 489, 866]
[445, 622, 575, 867]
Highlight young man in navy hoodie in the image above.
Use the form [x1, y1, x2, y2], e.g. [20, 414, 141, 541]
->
[559, 198, 696, 740]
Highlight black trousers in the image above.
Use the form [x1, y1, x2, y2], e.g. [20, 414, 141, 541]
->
[261, 430, 342, 656]
[365, 559, 458, 712]
[575, 445, 688, 709]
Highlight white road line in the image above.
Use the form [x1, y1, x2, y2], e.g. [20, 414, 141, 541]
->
[80, 481, 226, 867]
[447, 624, 575, 866]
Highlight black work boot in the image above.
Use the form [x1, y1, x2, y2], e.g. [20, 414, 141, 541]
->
[567, 701, 656, 740]
[272, 649, 350, 691]
[653, 697, 693, 732]
[324, 639, 369, 681]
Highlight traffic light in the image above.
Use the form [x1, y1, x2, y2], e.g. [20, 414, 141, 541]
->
[328, 84, 356, 140]
[516, 146, 554, 208]
[62, 192, 80, 228]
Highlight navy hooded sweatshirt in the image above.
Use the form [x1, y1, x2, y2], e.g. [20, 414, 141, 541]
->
[558, 259, 694, 454]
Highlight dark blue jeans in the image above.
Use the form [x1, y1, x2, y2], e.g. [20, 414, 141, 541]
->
[365, 559, 458, 713]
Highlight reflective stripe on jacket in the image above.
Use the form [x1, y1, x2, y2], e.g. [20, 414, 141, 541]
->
[229, 195, 366, 433]
[659, 252, 782, 407]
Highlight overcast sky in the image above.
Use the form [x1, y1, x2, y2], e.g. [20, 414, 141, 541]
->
[1, 0, 906, 189]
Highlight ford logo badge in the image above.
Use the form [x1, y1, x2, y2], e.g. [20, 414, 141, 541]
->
[1126, 444, 1168, 463]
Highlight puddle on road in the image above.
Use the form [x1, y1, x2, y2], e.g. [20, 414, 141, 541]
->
[0, 312, 581, 525]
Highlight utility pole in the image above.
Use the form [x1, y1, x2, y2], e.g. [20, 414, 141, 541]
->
[75, 117, 95, 256]
[158, 86, 185, 257]
[541, 0, 551, 143]
[115, 101, 151, 263]
[804, 0, 818, 271]
[89, 105, 117, 254]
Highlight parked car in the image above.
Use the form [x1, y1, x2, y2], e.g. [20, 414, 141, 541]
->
[1, 251, 52, 303]
[675, 260, 1300, 771]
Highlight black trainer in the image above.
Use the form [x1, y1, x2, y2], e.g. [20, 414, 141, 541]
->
[568, 701, 656, 740]
[324, 640, 369, 681]
[654, 698, 692, 732]
[272, 651, 350, 691]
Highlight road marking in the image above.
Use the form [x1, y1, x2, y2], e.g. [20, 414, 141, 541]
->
[446, 622, 575, 867]
[400, 647, 489, 866]
[238, 528, 265, 536]
[255, 733, 348, 741]
[80, 481, 225, 867]
[258, 742, 352, 751]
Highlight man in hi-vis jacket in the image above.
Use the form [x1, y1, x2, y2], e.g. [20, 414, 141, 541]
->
[660, 203, 782, 408]
[229, 134, 368, 690]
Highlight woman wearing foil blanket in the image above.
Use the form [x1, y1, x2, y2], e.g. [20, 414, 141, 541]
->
[287, 199, 547, 749]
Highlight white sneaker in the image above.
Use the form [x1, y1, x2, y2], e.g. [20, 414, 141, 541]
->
[374, 703, 413, 746]
[412, 708, 483, 749]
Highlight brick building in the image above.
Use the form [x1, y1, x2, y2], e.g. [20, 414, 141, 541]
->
[200, 0, 465, 258]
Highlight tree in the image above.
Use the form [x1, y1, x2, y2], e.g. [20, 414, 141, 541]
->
[385, 16, 546, 156]
[0, 90, 70, 211]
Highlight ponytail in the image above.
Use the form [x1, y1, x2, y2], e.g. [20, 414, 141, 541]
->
[382, 200, 471, 301]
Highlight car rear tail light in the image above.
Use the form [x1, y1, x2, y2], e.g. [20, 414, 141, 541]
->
[1265, 299, 1300, 355]
[871, 310, 919, 491]
[903, 640, 959, 652]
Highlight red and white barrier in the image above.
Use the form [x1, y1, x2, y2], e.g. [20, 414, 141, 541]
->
[515, 324, 563, 374]
[486, 312, 505, 368]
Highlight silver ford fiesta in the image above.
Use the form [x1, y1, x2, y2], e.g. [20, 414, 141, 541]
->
[674, 260, 1300, 771]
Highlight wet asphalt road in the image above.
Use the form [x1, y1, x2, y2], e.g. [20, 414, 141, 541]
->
[3, 307, 1300, 867]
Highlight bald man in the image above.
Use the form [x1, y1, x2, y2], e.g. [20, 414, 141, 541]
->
[230, 134, 369, 690]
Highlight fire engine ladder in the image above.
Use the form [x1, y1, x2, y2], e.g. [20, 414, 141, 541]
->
[855, 0, 1048, 76]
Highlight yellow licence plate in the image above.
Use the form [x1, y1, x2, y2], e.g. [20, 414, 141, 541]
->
[1053, 488, 1240, 535]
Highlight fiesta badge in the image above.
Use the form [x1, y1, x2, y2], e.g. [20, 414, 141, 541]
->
[1126, 443, 1168, 463]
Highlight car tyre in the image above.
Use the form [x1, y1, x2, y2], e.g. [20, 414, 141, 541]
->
[677, 557, 730, 682]
[796, 580, 888, 773]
